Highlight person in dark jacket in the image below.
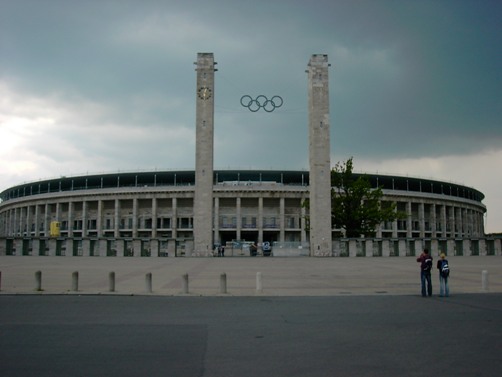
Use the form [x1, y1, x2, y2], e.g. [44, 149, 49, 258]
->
[437, 253, 450, 297]
[417, 249, 433, 297]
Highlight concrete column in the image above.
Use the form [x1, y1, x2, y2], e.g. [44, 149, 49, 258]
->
[258, 197, 264, 244]
[419, 202, 425, 238]
[365, 239, 374, 257]
[97, 200, 103, 237]
[382, 239, 390, 257]
[495, 239, 501, 256]
[300, 195, 307, 244]
[33, 205, 40, 237]
[114, 199, 120, 238]
[48, 238, 56, 256]
[43, 204, 49, 236]
[214, 197, 220, 245]
[133, 239, 141, 257]
[236, 197, 241, 241]
[82, 200, 88, 237]
[307, 54, 332, 257]
[151, 197, 157, 238]
[447, 239, 455, 256]
[82, 239, 90, 257]
[398, 239, 407, 257]
[441, 205, 447, 238]
[132, 198, 138, 238]
[116, 239, 125, 257]
[430, 203, 436, 238]
[193, 52, 216, 256]
[406, 202, 412, 238]
[279, 197, 285, 243]
[68, 202, 73, 237]
[26, 205, 32, 237]
[150, 239, 159, 257]
[172, 197, 177, 240]
[348, 239, 357, 257]
[479, 239, 487, 256]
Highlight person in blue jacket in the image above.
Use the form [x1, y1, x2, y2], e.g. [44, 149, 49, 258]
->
[437, 253, 450, 297]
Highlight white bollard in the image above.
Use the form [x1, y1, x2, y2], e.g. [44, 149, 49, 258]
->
[182, 273, 189, 294]
[256, 272, 263, 293]
[145, 273, 152, 293]
[482, 270, 489, 292]
[72, 271, 79, 292]
[220, 273, 227, 294]
[109, 271, 115, 292]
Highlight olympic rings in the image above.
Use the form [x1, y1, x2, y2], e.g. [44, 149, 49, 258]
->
[240, 95, 283, 112]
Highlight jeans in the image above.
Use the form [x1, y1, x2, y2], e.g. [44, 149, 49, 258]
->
[439, 274, 449, 297]
[421, 271, 432, 297]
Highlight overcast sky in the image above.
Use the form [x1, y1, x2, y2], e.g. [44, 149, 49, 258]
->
[1, 0, 501, 232]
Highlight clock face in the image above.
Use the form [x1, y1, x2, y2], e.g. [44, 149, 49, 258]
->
[198, 86, 212, 100]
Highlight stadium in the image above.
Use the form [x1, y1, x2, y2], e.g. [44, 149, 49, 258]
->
[0, 53, 499, 257]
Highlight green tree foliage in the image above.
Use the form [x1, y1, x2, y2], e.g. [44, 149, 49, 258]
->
[331, 157, 401, 238]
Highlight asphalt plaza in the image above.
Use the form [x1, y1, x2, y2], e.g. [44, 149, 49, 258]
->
[1, 294, 502, 377]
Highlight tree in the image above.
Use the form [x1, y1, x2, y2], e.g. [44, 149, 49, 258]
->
[331, 157, 401, 238]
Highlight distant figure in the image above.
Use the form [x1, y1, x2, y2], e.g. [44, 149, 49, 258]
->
[221, 245, 225, 257]
[250, 243, 258, 257]
[417, 249, 433, 297]
[437, 253, 450, 297]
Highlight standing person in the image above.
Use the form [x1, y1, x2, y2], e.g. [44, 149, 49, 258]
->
[437, 253, 450, 297]
[417, 249, 433, 297]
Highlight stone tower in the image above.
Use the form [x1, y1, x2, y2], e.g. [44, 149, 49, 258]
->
[193, 53, 217, 256]
[307, 54, 332, 256]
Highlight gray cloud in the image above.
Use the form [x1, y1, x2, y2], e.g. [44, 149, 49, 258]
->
[1, 0, 502, 231]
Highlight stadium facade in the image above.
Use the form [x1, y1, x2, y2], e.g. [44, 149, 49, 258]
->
[0, 53, 498, 257]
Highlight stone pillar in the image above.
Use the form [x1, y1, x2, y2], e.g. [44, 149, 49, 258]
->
[236, 197, 241, 241]
[34, 205, 40, 237]
[430, 203, 437, 238]
[48, 238, 56, 256]
[193, 52, 216, 256]
[172, 198, 177, 240]
[116, 239, 125, 257]
[114, 199, 120, 238]
[82, 201, 88, 237]
[398, 239, 407, 257]
[419, 202, 425, 238]
[447, 239, 455, 256]
[98, 239, 107, 257]
[441, 205, 447, 238]
[279, 197, 285, 243]
[152, 197, 158, 238]
[150, 239, 159, 257]
[306, 54, 332, 257]
[406, 202, 412, 238]
[300, 194, 307, 245]
[214, 197, 220, 245]
[82, 238, 91, 257]
[431, 239, 439, 256]
[382, 239, 390, 257]
[133, 239, 141, 257]
[97, 200, 103, 237]
[26, 205, 32, 237]
[365, 239, 374, 257]
[258, 197, 264, 244]
[348, 239, 357, 257]
[132, 198, 138, 238]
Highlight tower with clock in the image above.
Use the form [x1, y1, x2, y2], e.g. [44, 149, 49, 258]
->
[193, 53, 217, 256]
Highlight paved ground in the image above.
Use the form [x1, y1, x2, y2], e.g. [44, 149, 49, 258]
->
[1, 255, 501, 296]
[1, 294, 502, 377]
[2, 256, 502, 376]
